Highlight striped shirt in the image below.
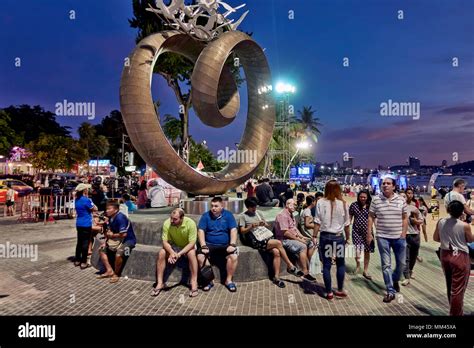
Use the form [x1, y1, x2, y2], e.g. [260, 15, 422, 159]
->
[369, 193, 407, 239]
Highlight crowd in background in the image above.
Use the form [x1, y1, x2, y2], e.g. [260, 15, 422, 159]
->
[25, 171, 470, 315]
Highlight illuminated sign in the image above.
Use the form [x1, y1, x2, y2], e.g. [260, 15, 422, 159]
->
[88, 160, 110, 167]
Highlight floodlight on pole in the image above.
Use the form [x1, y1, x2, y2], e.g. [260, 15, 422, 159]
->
[284, 141, 312, 179]
[275, 82, 296, 94]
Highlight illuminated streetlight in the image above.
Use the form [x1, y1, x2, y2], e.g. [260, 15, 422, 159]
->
[296, 141, 310, 150]
[284, 141, 312, 179]
[275, 82, 296, 94]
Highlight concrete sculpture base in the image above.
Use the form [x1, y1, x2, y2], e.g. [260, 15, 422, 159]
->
[181, 196, 244, 215]
[91, 207, 290, 283]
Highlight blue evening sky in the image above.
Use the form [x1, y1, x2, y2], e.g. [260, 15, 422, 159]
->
[1, 0, 473, 167]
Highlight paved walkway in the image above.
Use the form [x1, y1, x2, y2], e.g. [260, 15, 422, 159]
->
[0, 211, 472, 316]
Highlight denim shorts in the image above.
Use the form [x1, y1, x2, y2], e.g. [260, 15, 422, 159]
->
[282, 239, 312, 255]
[100, 240, 135, 257]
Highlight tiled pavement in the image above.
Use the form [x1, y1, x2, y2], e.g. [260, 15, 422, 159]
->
[0, 215, 472, 316]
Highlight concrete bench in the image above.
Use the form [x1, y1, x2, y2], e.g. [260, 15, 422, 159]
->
[91, 207, 296, 283]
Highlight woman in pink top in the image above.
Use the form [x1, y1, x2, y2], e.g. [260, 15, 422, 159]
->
[136, 180, 148, 209]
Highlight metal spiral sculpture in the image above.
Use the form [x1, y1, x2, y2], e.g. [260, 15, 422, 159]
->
[120, 1, 275, 195]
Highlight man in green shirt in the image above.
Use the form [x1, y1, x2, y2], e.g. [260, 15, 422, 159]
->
[152, 208, 199, 297]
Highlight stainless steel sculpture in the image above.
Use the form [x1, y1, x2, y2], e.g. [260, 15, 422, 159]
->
[120, 3, 274, 195]
[146, 0, 249, 41]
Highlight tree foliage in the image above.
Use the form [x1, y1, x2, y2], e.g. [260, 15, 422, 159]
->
[78, 122, 109, 159]
[0, 110, 22, 156]
[188, 138, 225, 173]
[1, 105, 70, 145]
[26, 134, 87, 172]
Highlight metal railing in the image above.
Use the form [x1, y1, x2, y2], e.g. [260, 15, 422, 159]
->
[1, 193, 76, 223]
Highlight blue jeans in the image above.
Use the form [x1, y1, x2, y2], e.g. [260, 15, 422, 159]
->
[377, 237, 406, 295]
[319, 232, 345, 293]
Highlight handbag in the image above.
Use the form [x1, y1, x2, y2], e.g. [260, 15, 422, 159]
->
[309, 252, 322, 276]
[107, 238, 122, 252]
[252, 226, 274, 242]
[198, 254, 215, 286]
[250, 212, 273, 241]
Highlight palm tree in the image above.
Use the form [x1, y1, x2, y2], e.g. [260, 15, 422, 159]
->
[78, 122, 96, 152]
[290, 106, 322, 164]
[293, 106, 322, 142]
[162, 114, 182, 150]
[89, 135, 110, 174]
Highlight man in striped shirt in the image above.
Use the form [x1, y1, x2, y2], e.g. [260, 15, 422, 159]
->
[367, 176, 408, 303]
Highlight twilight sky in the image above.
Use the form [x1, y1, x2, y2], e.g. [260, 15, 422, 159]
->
[1, 0, 473, 168]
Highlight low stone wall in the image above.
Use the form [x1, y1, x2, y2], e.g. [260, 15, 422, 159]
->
[91, 207, 294, 283]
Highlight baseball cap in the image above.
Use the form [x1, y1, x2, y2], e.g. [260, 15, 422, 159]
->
[75, 183, 91, 192]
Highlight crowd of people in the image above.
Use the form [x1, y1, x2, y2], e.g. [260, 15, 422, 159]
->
[72, 176, 474, 316]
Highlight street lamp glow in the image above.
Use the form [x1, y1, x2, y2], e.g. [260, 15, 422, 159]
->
[283, 140, 311, 179]
[296, 141, 311, 149]
[321, 166, 325, 169]
[275, 82, 296, 94]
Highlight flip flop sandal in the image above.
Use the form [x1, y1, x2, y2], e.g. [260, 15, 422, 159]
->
[202, 282, 214, 292]
[109, 276, 120, 283]
[74, 262, 81, 267]
[96, 273, 114, 279]
[363, 273, 373, 280]
[151, 287, 164, 297]
[189, 289, 199, 297]
[225, 282, 237, 292]
[272, 278, 286, 288]
[80, 263, 91, 270]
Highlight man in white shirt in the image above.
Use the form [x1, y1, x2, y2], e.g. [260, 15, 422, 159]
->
[367, 176, 408, 303]
[148, 180, 167, 208]
[444, 179, 474, 220]
[6, 184, 16, 216]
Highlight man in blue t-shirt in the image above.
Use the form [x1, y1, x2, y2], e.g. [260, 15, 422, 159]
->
[97, 201, 137, 283]
[197, 196, 239, 292]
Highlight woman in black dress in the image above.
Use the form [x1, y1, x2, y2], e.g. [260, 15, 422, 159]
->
[349, 190, 374, 279]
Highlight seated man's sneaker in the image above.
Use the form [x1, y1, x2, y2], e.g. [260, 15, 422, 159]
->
[383, 293, 396, 303]
[287, 267, 304, 277]
[302, 274, 317, 282]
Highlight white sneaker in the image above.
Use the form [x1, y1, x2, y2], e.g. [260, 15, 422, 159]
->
[401, 279, 410, 286]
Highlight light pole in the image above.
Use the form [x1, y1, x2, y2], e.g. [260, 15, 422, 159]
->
[266, 80, 296, 178]
[283, 141, 311, 180]
[121, 134, 130, 168]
